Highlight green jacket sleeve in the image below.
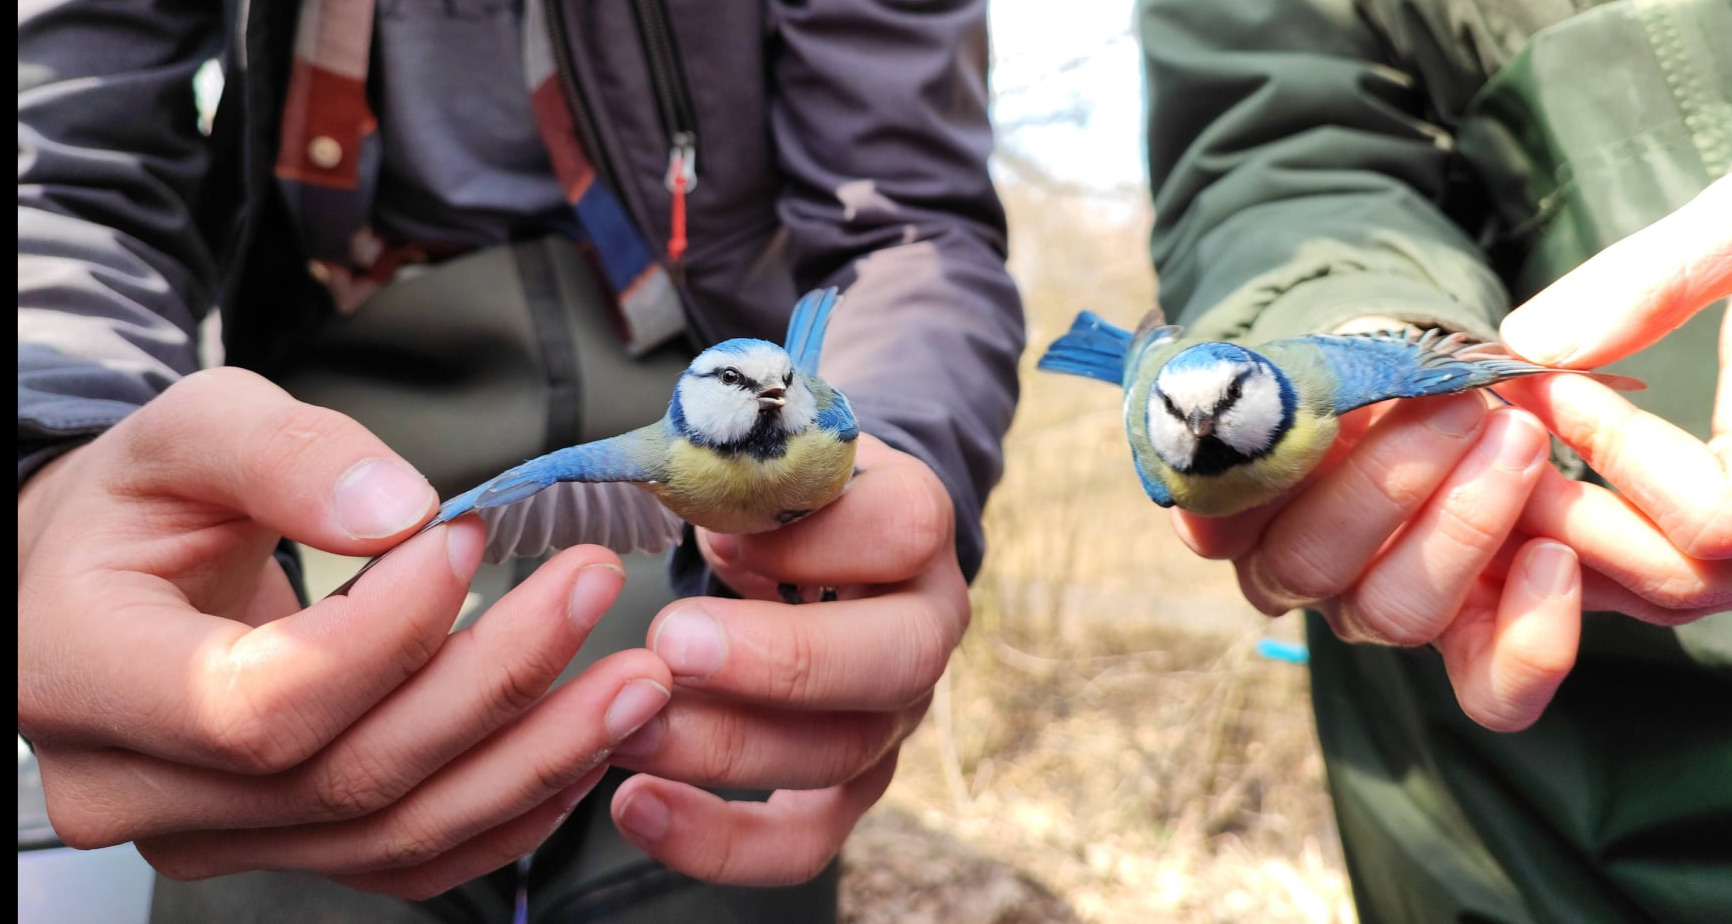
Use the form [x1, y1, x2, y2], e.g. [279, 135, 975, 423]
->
[1139, 0, 1507, 342]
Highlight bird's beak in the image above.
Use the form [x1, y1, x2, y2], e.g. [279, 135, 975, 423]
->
[1186, 410, 1214, 439]
[757, 387, 787, 410]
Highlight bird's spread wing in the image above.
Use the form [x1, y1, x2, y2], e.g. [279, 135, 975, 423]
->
[473, 480, 684, 563]
[1286, 327, 1646, 415]
[784, 287, 842, 378]
[328, 430, 679, 596]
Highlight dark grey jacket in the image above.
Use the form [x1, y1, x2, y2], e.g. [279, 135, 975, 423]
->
[17, 0, 1023, 578]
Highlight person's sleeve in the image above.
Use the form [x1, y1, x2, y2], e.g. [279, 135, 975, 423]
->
[18, 0, 224, 485]
[768, 0, 1024, 580]
[1140, 0, 1507, 343]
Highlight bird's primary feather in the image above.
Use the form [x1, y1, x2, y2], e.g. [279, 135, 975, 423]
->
[1038, 313, 1645, 518]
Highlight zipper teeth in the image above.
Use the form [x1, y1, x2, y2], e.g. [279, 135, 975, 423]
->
[630, 0, 698, 143]
[544, 0, 621, 193]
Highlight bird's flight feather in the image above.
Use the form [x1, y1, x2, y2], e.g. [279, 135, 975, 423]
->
[1281, 327, 1644, 414]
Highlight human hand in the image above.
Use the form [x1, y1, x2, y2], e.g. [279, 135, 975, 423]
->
[1497, 174, 1732, 623]
[17, 367, 672, 900]
[1171, 394, 1580, 732]
[606, 435, 966, 886]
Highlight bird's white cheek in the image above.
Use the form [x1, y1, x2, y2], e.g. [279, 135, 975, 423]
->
[1145, 411, 1196, 469]
[677, 381, 756, 444]
[1216, 380, 1284, 455]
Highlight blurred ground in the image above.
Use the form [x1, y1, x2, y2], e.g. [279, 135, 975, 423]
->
[837, 179, 1356, 924]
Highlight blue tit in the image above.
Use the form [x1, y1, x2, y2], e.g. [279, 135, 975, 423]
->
[333, 287, 858, 595]
[1037, 307, 1642, 518]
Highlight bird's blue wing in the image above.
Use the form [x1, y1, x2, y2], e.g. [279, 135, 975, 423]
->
[1129, 450, 1174, 507]
[784, 287, 842, 378]
[815, 387, 859, 442]
[328, 429, 681, 596]
[1284, 328, 1645, 415]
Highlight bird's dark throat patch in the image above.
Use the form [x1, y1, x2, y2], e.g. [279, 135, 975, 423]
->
[1176, 428, 1285, 477]
[709, 410, 792, 462]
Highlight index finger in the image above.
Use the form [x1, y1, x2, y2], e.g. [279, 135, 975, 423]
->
[1499, 175, 1732, 368]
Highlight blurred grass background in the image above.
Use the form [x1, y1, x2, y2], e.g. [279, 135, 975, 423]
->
[837, 178, 1355, 924]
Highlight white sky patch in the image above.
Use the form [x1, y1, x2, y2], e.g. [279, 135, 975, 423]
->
[989, 0, 1147, 192]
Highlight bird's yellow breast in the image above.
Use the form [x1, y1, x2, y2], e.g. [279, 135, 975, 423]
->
[654, 430, 857, 534]
[1162, 409, 1339, 517]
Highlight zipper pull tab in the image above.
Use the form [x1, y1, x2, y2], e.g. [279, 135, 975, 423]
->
[664, 132, 697, 270]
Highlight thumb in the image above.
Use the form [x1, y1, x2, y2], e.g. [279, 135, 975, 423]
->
[116, 367, 438, 555]
[1500, 175, 1732, 368]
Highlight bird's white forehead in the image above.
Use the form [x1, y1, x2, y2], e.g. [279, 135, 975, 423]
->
[1155, 362, 1247, 409]
[691, 342, 792, 383]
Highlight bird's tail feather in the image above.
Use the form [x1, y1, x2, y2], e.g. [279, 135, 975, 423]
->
[785, 287, 842, 377]
[1037, 311, 1132, 384]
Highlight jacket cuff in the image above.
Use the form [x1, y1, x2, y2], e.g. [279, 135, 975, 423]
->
[855, 419, 987, 584]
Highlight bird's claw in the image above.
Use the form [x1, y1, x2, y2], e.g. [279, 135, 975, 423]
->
[777, 583, 838, 605]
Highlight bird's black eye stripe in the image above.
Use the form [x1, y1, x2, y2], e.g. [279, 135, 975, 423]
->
[1162, 393, 1183, 420]
[784, 372, 793, 386]
[1213, 369, 1251, 414]
[717, 367, 755, 389]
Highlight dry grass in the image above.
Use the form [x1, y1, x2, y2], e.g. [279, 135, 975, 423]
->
[840, 179, 1356, 924]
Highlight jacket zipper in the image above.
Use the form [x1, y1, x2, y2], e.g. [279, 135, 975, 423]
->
[628, 0, 700, 275]
[544, 0, 624, 201]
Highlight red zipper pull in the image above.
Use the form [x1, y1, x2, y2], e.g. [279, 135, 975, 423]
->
[664, 133, 697, 267]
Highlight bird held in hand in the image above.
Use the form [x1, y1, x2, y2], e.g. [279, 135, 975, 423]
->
[1036, 307, 1643, 517]
[333, 287, 858, 595]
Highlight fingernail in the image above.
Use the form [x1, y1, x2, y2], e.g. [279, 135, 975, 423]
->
[704, 532, 739, 563]
[1423, 395, 1486, 438]
[1490, 411, 1547, 471]
[1499, 311, 1571, 366]
[618, 790, 670, 843]
[1523, 542, 1578, 598]
[605, 679, 670, 744]
[612, 714, 665, 758]
[335, 458, 434, 539]
[569, 562, 626, 631]
[446, 520, 484, 582]
[652, 607, 728, 678]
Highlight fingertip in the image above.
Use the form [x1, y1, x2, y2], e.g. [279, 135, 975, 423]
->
[565, 555, 627, 632]
[1466, 540, 1581, 731]
[444, 517, 486, 585]
[1169, 511, 1209, 557]
[1498, 307, 1572, 367]
[701, 530, 740, 566]
[334, 458, 438, 540]
[613, 779, 673, 847]
[1517, 540, 1579, 601]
